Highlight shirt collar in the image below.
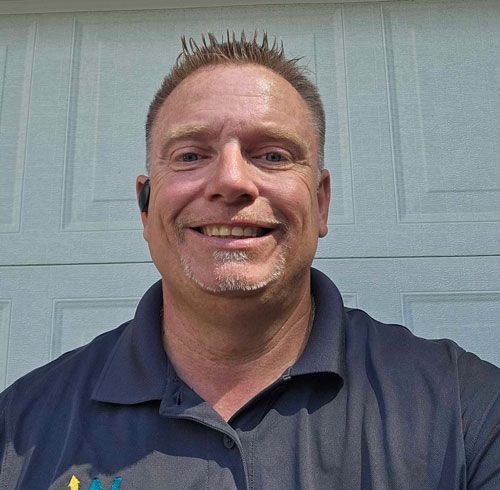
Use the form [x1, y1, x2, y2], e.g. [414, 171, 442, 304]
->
[91, 280, 170, 404]
[92, 267, 346, 404]
[290, 268, 346, 381]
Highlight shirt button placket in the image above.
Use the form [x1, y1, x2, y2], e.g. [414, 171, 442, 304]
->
[223, 434, 236, 449]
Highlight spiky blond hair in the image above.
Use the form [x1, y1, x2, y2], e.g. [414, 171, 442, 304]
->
[145, 32, 325, 171]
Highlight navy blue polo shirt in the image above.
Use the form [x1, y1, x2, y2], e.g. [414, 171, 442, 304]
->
[1, 269, 499, 489]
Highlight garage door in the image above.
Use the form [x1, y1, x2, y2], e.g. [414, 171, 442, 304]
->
[0, 0, 499, 389]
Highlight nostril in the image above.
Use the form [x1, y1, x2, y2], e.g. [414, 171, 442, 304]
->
[208, 192, 257, 205]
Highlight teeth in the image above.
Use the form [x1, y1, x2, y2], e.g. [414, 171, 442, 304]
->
[202, 226, 261, 237]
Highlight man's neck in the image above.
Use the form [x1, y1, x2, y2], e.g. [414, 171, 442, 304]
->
[160, 276, 314, 421]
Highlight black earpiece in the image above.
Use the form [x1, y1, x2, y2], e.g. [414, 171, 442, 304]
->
[138, 179, 150, 212]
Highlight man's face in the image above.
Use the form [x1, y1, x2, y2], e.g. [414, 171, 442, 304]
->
[138, 63, 330, 297]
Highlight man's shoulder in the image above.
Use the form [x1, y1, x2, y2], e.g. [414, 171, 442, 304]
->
[345, 306, 466, 364]
[0, 321, 130, 417]
[343, 306, 500, 401]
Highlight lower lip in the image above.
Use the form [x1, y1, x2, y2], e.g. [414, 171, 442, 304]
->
[186, 229, 280, 249]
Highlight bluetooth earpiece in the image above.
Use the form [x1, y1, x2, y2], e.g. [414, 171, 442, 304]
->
[138, 179, 150, 212]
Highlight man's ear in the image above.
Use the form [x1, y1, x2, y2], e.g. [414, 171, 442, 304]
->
[317, 169, 330, 238]
[136, 175, 150, 235]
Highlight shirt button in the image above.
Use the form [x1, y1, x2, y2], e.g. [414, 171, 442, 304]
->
[223, 434, 235, 449]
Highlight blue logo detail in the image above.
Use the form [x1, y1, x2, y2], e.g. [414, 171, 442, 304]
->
[89, 477, 122, 490]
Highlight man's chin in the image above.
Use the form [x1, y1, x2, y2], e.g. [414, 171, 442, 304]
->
[180, 260, 285, 295]
[186, 271, 280, 295]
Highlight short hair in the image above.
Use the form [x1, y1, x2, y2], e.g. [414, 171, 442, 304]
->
[145, 32, 326, 173]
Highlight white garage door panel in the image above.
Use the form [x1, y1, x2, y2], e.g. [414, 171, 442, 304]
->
[332, 0, 500, 255]
[1, 256, 498, 389]
[0, 16, 35, 234]
[63, 15, 181, 233]
[382, 1, 499, 223]
[1, 1, 498, 266]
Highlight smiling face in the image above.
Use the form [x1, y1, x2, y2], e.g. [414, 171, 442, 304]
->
[138, 63, 330, 298]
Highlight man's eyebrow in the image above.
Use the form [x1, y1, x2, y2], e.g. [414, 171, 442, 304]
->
[160, 125, 216, 157]
[249, 125, 310, 155]
[159, 123, 310, 157]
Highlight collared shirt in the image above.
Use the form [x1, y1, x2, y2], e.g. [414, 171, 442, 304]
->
[1, 269, 499, 489]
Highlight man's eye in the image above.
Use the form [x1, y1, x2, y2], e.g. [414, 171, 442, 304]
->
[264, 152, 286, 162]
[181, 153, 199, 162]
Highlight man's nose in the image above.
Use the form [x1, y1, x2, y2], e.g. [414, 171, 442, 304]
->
[204, 144, 259, 204]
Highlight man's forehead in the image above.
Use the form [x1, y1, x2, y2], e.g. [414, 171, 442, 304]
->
[150, 63, 319, 163]
[161, 63, 309, 118]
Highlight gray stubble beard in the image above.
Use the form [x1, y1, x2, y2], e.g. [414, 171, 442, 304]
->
[180, 248, 288, 293]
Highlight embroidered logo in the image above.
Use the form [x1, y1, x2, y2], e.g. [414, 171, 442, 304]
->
[69, 475, 122, 489]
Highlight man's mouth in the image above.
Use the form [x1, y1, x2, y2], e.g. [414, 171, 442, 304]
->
[192, 225, 273, 238]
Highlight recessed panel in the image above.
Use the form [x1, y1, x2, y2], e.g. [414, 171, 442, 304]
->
[383, 1, 500, 222]
[51, 297, 139, 358]
[0, 20, 35, 233]
[62, 19, 181, 231]
[402, 292, 500, 367]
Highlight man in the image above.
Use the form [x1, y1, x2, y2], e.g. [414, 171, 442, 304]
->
[1, 33, 499, 489]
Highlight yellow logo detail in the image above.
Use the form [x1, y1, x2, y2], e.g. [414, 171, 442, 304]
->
[68, 475, 80, 490]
